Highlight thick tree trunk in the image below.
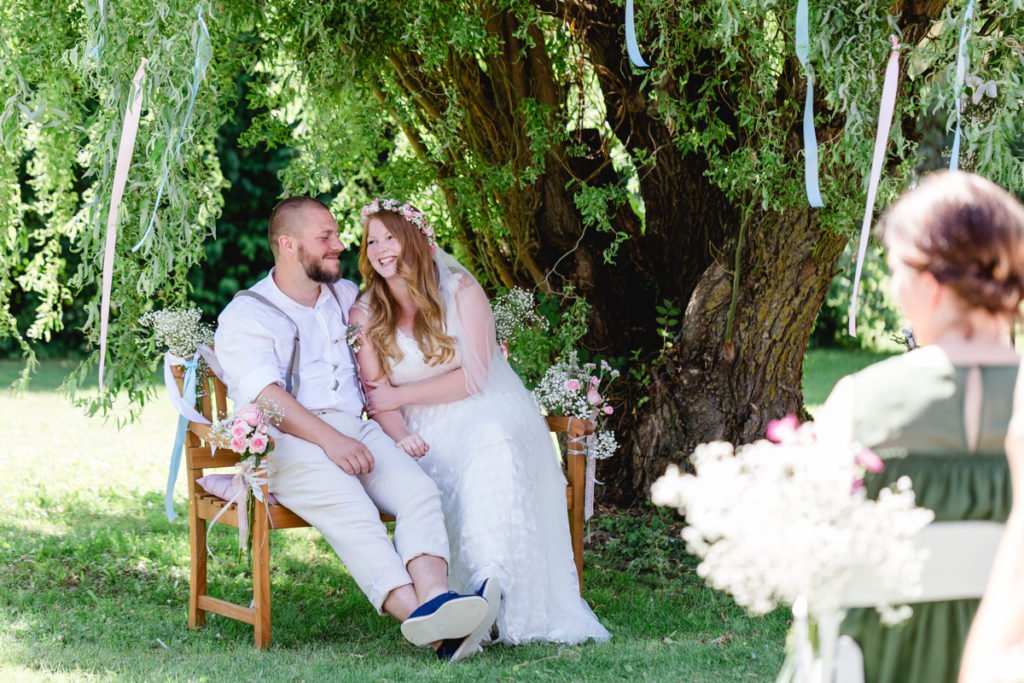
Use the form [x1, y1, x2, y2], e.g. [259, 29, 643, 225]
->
[601, 208, 847, 504]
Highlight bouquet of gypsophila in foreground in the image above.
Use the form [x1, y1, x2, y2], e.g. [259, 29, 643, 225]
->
[651, 416, 934, 683]
[205, 397, 284, 551]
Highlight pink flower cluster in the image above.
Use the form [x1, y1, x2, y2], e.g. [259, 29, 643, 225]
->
[210, 399, 283, 465]
[563, 376, 614, 415]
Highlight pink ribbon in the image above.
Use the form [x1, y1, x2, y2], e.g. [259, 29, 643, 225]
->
[848, 37, 900, 336]
[98, 59, 147, 391]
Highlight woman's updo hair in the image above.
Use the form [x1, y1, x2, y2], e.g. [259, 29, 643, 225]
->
[878, 171, 1024, 316]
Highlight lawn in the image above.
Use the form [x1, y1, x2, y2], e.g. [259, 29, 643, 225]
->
[0, 349, 884, 682]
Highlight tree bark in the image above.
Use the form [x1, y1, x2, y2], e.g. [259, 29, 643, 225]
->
[601, 208, 847, 503]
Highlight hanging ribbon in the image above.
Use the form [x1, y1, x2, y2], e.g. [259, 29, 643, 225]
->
[87, 0, 106, 62]
[133, 3, 212, 251]
[163, 344, 221, 520]
[848, 37, 900, 336]
[584, 434, 598, 521]
[206, 459, 271, 557]
[795, 0, 824, 207]
[625, 0, 649, 68]
[949, 0, 975, 172]
[98, 59, 148, 391]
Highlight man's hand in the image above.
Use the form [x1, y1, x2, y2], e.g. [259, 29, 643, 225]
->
[363, 380, 405, 416]
[322, 432, 376, 475]
[396, 433, 430, 458]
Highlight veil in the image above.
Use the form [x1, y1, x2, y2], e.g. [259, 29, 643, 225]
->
[433, 248, 520, 397]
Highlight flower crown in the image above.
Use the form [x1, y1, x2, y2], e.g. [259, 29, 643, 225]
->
[360, 198, 437, 251]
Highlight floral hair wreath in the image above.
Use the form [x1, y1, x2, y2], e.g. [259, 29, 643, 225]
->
[360, 198, 437, 251]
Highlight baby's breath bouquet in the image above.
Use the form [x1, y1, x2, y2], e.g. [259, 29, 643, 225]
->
[652, 417, 934, 682]
[533, 353, 620, 458]
[492, 287, 549, 344]
[138, 308, 214, 358]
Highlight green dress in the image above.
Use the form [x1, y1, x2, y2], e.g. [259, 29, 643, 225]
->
[838, 348, 1016, 683]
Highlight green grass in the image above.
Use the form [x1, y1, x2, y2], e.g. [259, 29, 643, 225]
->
[802, 348, 898, 416]
[1, 346, 878, 682]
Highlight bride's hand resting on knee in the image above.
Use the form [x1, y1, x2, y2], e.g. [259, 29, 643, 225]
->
[364, 380, 403, 416]
[396, 433, 430, 458]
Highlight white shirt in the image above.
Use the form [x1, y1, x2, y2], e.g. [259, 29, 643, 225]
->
[215, 270, 363, 415]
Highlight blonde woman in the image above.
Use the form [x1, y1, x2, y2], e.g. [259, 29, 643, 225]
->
[348, 200, 609, 660]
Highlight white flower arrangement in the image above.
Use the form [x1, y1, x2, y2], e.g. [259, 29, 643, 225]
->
[492, 287, 548, 344]
[651, 418, 934, 623]
[138, 307, 214, 358]
[533, 352, 621, 460]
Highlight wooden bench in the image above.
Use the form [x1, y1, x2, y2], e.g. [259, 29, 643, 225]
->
[173, 364, 593, 649]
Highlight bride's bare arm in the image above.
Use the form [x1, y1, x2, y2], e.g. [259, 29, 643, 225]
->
[348, 306, 426, 455]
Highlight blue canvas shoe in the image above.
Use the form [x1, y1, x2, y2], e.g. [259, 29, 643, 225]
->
[400, 592, 488, 647]
[435, 578, 503, 663]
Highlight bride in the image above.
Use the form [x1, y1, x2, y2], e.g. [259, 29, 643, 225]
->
[347, 199, 610, 659]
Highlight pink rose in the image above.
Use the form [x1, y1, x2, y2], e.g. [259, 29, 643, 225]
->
[589, 376, 600, 387]
[238, 404, 261, 427]
[249, 435, 268, 455]
[565, 379, 580, 391]
[602, 405, 614, 415]
[765, 414, 800, 444]
[587, 387, 602, 406]
[230, 435, 247, 453]
[854, 448, 885, 474]
[230, 421, 249, 438]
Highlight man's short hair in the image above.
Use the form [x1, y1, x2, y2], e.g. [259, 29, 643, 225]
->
[268, 196, 332, 256]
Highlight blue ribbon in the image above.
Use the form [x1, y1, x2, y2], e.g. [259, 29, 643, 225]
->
[165, 358, 198, 521]
[795, 0, 824, 207]
[949, 0, 975, 172]
[625, 0, 649, 68]
[133, 3, 212, 252]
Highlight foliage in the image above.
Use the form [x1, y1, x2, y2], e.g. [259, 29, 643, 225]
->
[2, 0, 1023, 467]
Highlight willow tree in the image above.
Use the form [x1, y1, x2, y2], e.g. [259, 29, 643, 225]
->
[2, 0, 1022, 501]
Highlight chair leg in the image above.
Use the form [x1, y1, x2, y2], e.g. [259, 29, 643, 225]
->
[567, 452, 586, 594]
[253, 501, 271, 649]
[189, 500, 208, 629]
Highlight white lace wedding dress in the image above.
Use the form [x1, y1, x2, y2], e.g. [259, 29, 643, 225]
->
[387, 276, 610, 646]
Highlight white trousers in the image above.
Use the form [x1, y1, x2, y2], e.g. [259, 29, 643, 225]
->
[267, 412, 450, 613]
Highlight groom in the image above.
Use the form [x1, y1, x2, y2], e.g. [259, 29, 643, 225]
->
[214, 196, 488, 659]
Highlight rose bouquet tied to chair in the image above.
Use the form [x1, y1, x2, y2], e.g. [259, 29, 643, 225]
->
[205, 397, 284, 551]
[652, 417, 935, 683]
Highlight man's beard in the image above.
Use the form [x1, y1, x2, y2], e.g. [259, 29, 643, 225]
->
[298, 246, 341, 284]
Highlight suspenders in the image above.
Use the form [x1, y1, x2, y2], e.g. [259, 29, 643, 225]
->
[234, 285, 364, 403]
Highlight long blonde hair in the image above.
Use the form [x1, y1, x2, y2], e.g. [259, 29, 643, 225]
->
[358, 210, 457, 379]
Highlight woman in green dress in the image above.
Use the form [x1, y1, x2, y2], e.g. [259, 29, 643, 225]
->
[960, 371, 1024, 682]
[816, 170, 1024, 683]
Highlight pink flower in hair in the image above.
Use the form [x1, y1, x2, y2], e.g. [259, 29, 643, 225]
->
[855, 448, 885, 474]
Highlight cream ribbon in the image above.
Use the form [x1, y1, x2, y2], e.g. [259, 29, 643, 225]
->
[206, 458, 272, 557]
[98, 59, 147, 391]
[848, 37, 900, 337]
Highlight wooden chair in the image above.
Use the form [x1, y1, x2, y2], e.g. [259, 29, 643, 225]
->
[172, 365, 593, 649]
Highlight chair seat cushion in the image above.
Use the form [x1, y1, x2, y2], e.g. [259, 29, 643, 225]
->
[197, 474, 279, 505]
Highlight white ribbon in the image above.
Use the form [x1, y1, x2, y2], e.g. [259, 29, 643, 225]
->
[98, 59, 147, 391]
[206, 458, 272, 557]
[949, 0, 975, 172]
[848, 37, 900, 337]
